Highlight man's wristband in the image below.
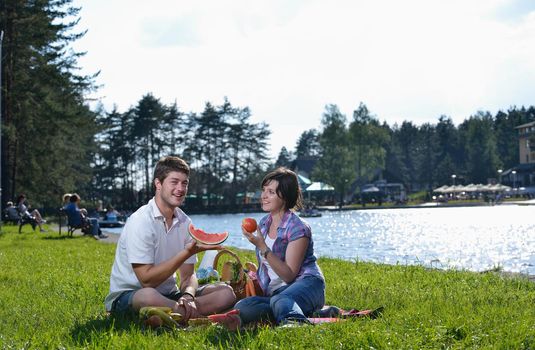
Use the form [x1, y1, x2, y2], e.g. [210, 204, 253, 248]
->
[182, 291, 195, 300]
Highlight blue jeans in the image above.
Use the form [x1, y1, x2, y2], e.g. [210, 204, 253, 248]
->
[87, 217, 99, 236]
[235, 275, 325, 325]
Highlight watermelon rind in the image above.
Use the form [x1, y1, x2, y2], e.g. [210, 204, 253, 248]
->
[188, 223, 229, 245]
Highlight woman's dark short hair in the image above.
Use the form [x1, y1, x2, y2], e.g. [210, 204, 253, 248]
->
[153, 156, 190, 184]
[261, 167, 303, 210]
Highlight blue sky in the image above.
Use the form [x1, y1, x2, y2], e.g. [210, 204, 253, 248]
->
[73, 0, 535, 159]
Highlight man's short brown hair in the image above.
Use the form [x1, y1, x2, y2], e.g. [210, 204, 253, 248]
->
[153, 156, 190, 184]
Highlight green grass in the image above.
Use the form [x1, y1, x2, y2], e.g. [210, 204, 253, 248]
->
[1, 224, 534, 349]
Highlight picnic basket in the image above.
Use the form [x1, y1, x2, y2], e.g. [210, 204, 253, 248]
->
[213, 249, 248, 299]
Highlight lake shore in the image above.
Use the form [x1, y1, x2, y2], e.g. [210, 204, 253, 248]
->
[318, 198, 535, 211]
[90, 228, 535, 283]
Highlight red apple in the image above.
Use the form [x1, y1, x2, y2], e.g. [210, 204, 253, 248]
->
[242, 218, 258, 233]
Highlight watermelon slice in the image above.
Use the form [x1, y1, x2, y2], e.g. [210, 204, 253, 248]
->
[188, 223, 229, 245]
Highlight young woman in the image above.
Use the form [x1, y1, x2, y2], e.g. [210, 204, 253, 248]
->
[17, 194, 47, 232]
[216, 167, 325, 329]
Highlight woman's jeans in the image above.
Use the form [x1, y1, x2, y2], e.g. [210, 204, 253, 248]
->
[235, 275, 325, 325]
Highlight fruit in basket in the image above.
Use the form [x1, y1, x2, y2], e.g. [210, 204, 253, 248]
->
[188, 224, 229, 245]
[196, 267, 220, 284]
[241, 217, 258, 233]
[221, 261, 242, 282]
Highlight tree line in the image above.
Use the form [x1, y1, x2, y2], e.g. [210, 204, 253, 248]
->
[276, 104, 535, 205]
[92, 95, 272, 212]
[1, 0, 98, 211]
[2, 0, 534, 213]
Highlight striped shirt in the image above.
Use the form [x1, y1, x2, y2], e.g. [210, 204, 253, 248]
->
[256, 210, 324, 295]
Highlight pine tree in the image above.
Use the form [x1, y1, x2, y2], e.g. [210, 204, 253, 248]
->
[1, 0, 98, 208]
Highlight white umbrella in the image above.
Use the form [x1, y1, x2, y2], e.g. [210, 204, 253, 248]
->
[306, 182, 335, 192]
[433, 185, 449, 193]
[361, 186, 381, 193]
[463, 184, 478, 192]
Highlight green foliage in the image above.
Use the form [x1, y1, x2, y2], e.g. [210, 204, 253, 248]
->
[1, 0, 98, 208]
[275, 146, 293, 168]
[313, 105, 355, 205]
[349, 103, 389, 184]
[459, 111, 501, 184]
[494, 107, 535, 169]
[407, 190, 428, 202]
[1, 226, 534, 349]
[184, 99, 271, 207]
[91, 97, 272, 210]
[295, 129, 320, 158]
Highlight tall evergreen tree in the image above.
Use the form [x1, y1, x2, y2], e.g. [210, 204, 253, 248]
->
[385, 123, 409, 185]
[417, 123, 439, 190]
[1, 0, 98, 208]
[459, 111, 500, 184]
[130, 93, 175, 202]
[313, 104, 355, 207]
[434, 116, 461, 185]
[295, 129, 320, 158]
[275, 147, 293, 168]
[348, 103, 389, 185]
[494, 106, 535, 170]
[92, 106, 137, 208]
[186, 99, 270, 207]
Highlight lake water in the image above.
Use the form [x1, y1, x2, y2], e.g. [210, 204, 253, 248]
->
[105, 205, 535, 275]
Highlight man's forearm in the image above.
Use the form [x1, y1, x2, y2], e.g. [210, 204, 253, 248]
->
[134, 249, 194, 288]
[180, 275, 199, 296]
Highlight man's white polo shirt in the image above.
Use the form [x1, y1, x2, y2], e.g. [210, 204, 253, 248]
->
[104, 198, 197, 311]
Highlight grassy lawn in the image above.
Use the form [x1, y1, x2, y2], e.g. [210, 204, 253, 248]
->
[1, 224, 534, 349]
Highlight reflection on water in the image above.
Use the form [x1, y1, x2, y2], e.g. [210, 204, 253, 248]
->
[313, 206, 535, 275]
[106, 206, 535, 275]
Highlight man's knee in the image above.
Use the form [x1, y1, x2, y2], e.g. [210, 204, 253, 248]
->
[215, 283, 237, 305]
[131, 288, 164, 309]
[202, 283, 236, 306]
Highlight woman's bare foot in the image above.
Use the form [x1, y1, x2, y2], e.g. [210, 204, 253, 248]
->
[208, 309, 241, 331]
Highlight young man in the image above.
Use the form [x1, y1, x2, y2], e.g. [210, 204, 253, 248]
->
[104, 156, 236, 324]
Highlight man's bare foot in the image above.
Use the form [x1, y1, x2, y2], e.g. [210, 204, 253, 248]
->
[144, 315, 163, 328]
[176, 299, 204, 324]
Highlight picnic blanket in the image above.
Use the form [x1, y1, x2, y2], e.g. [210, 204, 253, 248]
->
[139, 305, 384, 330]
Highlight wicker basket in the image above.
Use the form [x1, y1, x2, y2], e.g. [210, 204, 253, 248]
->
[212, 249, 247, 299]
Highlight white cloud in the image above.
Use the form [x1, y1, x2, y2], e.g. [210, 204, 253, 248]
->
[73, 0, 535, 158]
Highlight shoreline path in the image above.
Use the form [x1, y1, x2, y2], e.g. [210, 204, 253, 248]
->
[48, 224, 119, 244]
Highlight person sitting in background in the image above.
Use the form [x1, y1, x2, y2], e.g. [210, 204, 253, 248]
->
[61, 193, 72, 226]
[64, 193, 107, 240]
[4, 201, 20, 223]
[106, 205, 120, 221]
[62, 193, 71, 208]
[16, 194, 47, 232]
